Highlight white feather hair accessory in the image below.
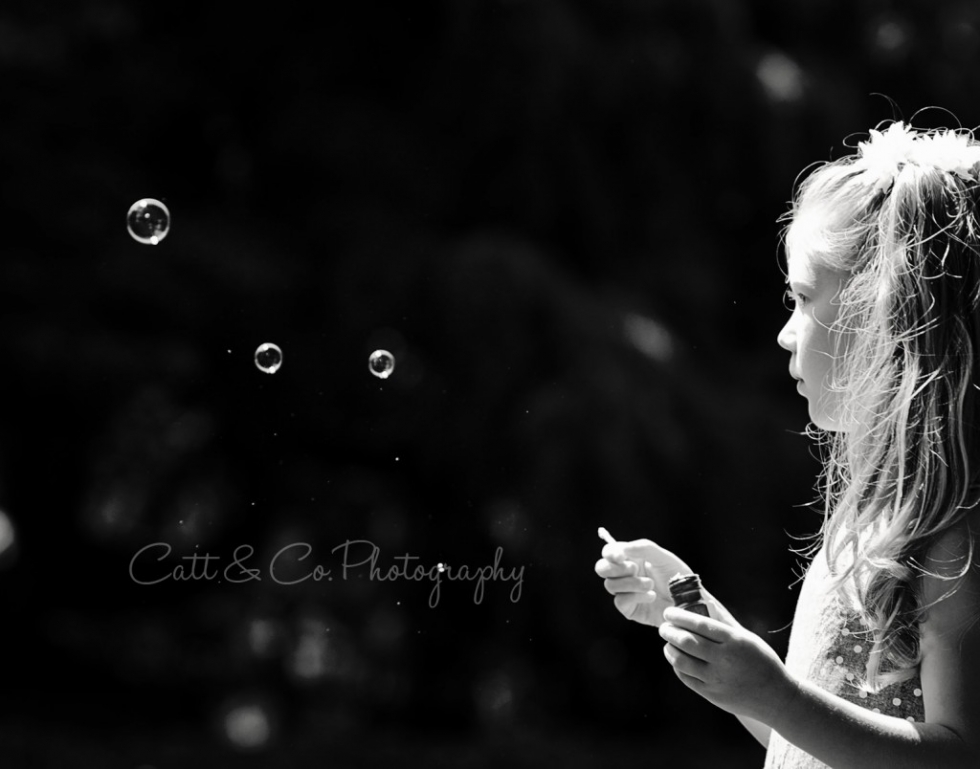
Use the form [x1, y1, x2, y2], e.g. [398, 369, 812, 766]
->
[857, 122, 980, 195]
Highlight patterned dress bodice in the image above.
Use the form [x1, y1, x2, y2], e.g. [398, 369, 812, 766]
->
[763, 550, 925, 768]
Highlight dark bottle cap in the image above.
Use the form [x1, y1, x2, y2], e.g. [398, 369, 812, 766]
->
[668, 573, 709, 616]
[668, 573, 702, 596]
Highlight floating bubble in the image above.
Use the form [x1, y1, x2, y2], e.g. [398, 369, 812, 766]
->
[127, 198, 171, 245]
[368, 349, 395, 379]
[254, 343, 283, 374]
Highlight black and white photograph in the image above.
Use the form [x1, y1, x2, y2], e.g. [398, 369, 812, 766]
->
[3, 2, 980, 767]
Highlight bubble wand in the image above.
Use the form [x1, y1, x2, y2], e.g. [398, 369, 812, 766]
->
[598, 527, 653, 587]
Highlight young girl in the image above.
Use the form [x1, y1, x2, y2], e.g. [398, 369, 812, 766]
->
[596, 121, 980, 768]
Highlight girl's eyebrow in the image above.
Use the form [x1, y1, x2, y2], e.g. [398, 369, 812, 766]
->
[787, 279, 817, 293]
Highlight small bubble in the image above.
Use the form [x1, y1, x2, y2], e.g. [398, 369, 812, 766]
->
[254, 343, 283, 374]
[127, 198, 171, 245]
[368, 349, 395, 379]
[437, 563, 446, 573]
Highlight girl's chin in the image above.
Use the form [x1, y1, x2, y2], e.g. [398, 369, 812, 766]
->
[808, 410, 849, 433]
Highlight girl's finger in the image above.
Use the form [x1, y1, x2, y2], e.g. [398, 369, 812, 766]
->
[601, 542, 629, 563]
[613, 591, 657, 616]
[662, 607, 729, 643]
[662, 642, 708, 681]
[674, 669, 707, 692]
[594, 558, 638, 579]
[619, 538, 668, 559]
[603, 575, 655, 595]
[658, 622, 716, 662]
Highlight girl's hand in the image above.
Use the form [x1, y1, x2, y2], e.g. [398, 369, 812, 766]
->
[594, 537, 696, 627]
[658, 606, 797, 723]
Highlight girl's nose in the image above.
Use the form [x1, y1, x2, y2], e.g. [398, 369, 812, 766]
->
[777, 316, 795, 352]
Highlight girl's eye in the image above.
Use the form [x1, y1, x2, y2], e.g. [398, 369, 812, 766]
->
[783, 289, 809, 309]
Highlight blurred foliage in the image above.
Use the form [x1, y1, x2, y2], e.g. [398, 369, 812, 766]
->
[1, 0, 979, 766]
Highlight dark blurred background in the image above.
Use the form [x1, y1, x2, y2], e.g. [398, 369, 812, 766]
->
[1, 0, 978, 766]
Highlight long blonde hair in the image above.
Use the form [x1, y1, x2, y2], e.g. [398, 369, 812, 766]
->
[784, 122, 980, 689]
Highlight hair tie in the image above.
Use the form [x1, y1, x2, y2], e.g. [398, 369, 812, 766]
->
[857, 122, 980, 195]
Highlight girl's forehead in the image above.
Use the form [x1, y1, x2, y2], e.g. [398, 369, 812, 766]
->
[786, 221, 850, 272]
[785, 242, 849, 294]
[785, 245, 820, 286]
[785, 211, 849, 284]
[786, 207, 834, 258]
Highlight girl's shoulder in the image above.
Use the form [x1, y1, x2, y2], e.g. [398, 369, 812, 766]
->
[919, 510, 980, 637]
[921, 508, 980, 576]
[916, 511, 980, 742]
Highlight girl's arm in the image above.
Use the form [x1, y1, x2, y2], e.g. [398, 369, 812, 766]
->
[595, 537, 772, 749]
[659, 523, 980, 768]
[660, 608, 979, 768]
[766, 523, 980, 768]
[701, 587, 772, 748]
[765, 678, 975, 769]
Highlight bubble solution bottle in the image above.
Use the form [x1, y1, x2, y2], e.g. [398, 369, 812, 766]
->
[668, 573, 710, 617]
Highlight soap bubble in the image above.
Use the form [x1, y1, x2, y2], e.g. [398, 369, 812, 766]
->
[368, 349, 395, 379]
[254, 343, 283, 375]
[127, 198, 171, 245]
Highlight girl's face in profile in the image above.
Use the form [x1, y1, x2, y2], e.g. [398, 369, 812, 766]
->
[777, 239, 849, 431]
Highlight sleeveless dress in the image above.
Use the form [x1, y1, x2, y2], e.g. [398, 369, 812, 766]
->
[763, 549, 925, 768]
